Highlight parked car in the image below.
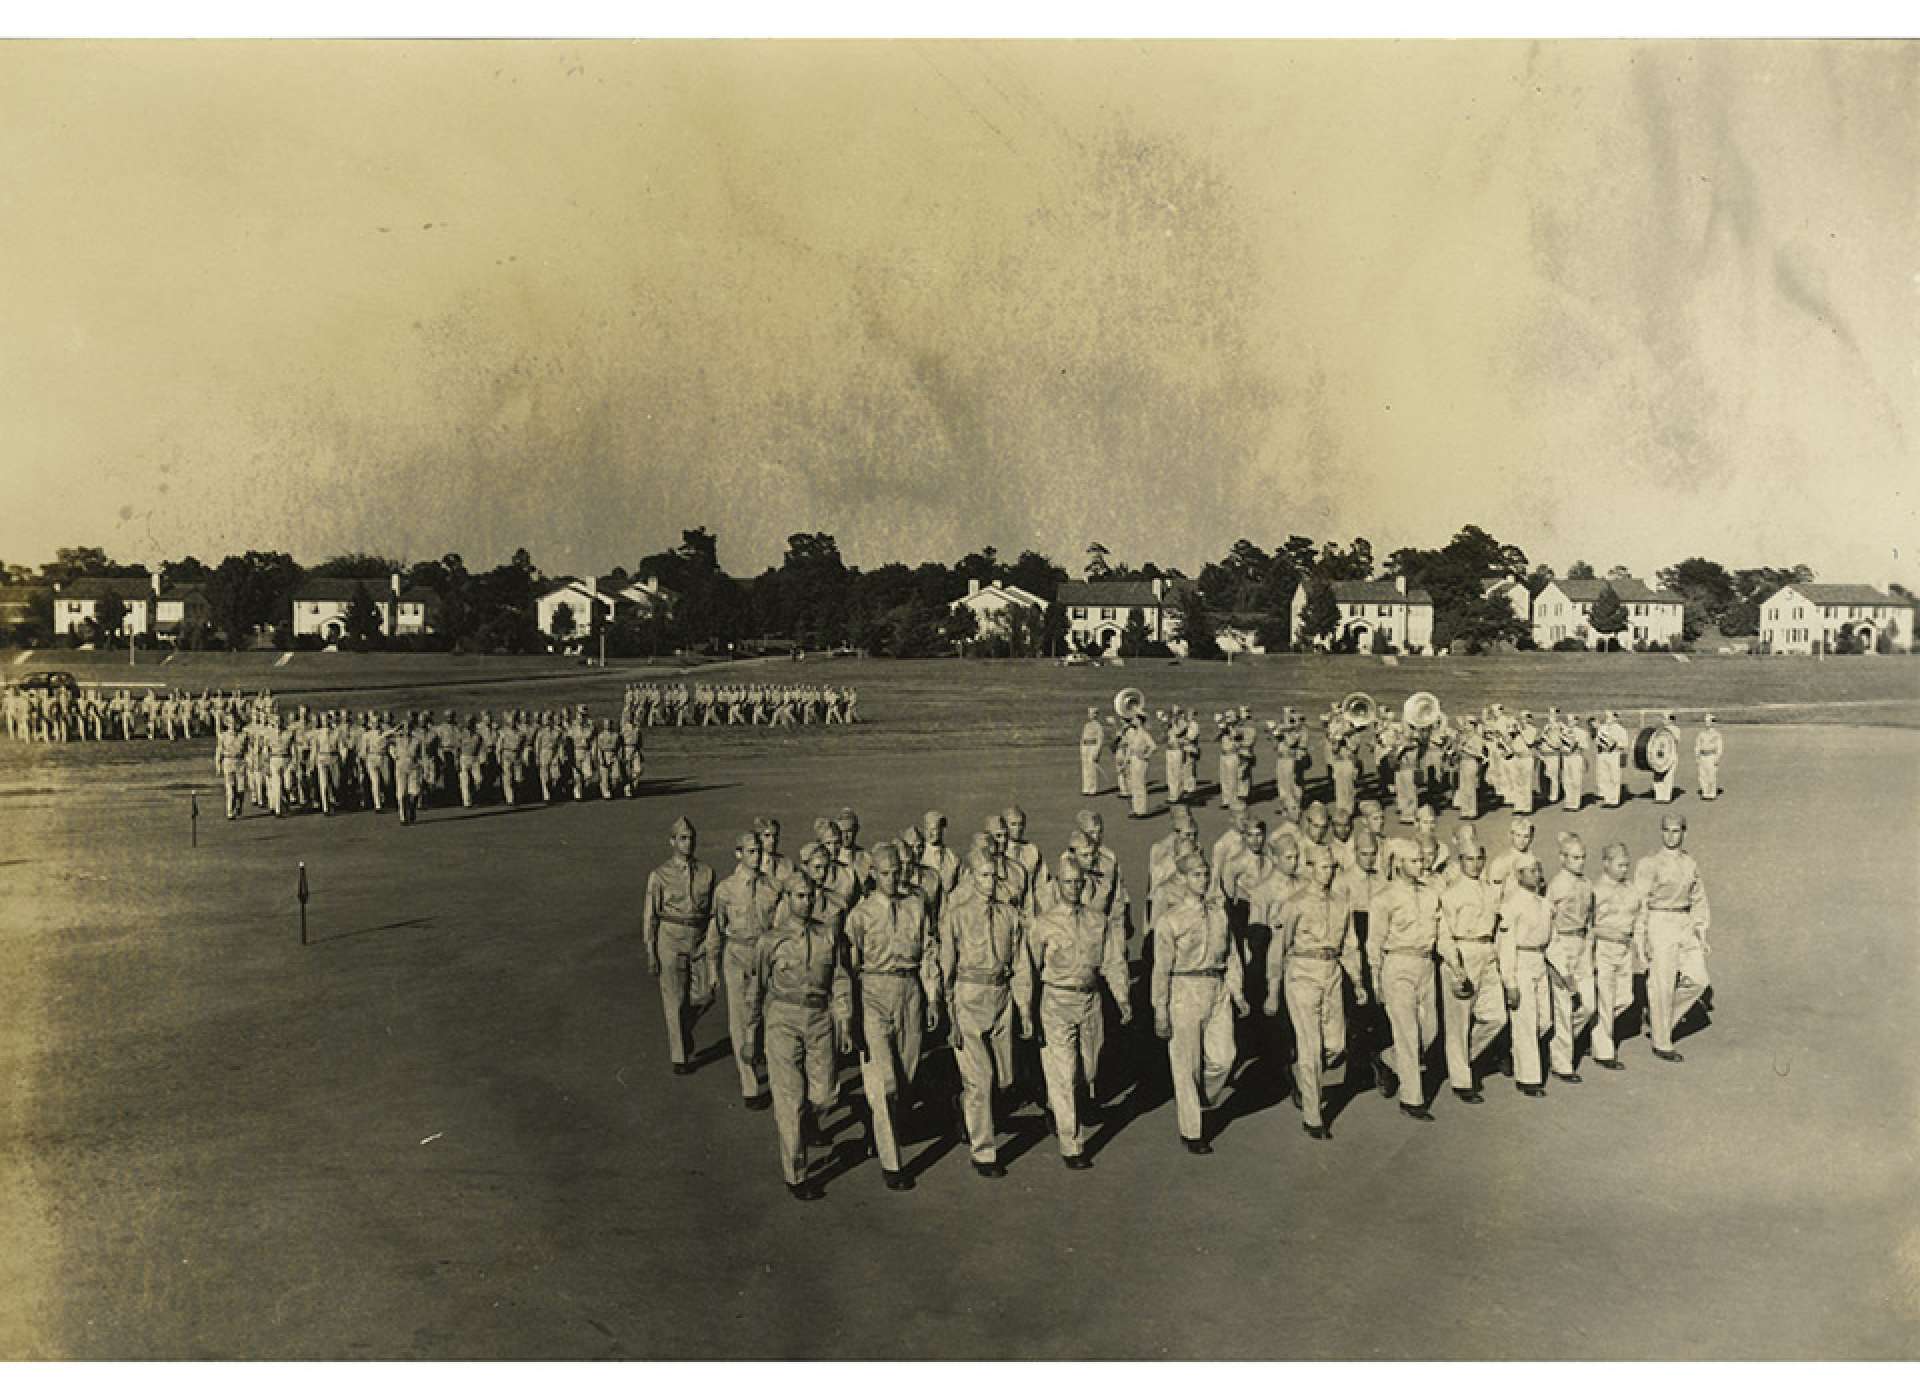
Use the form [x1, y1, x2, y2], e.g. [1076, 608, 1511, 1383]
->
[18, 670, 79, 695]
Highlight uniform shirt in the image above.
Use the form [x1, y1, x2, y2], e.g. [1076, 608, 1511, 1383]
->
[1028, 900, 1128, 1003]
[1592, 875, 1648, 949]
[1216, 846, 1277, 906]
[1495, 888, 1553, 987]
[1149, 889, 1243, 1016]
[1634, 848, 1711, 933]
[641, 857, 718, 957]
[939, 888, 1031, 1004]
[1080, 720, 1105, 750]
[1545, 870, 1595, 938]
[713, 866, 781, 948]
[390, 731, 424, 769]
[844, 888, 942, 1001]
[1366, 881, 1442, 972]
[1148, 833, 1189, 900]
[1437, 873, 1501, 974]
[1245, 869, 1302, 934]
[1485, 846, 1538, 901]
[920, 842, 961, 894]
[756, 891, 852, 1020]
[1005, 839, 1049, 912]
[1209, 829, 1248, 876]
[1696, 729, 1724, 758]
[1268, 884, 1361, 987]
[1119, 725, 1158, 765]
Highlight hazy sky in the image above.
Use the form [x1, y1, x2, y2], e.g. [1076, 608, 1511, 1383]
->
[2, 40, 1914, 585]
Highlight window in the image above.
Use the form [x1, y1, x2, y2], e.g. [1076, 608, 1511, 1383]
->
[1100, 608, 1114, 621]
[1071, 607, 1086, 620]
[1379, 604, 1392, 618]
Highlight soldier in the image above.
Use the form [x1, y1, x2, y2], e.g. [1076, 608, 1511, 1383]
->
[1328, 721, 1360, 816]
[641, 817, 718, 1076]
[1595, 711, 1630, 807]
[1651, 711, 1682, 804]
[1695, 713, 1723, 801]
[311, 710, 342, 816]
[1485, 815, 1538, 901]
[1412, 804, 1449, 883]
[919, 810, 961, 894]
[1152, 852, 1246, 1154]
[1634, 814, 1712, 1063]
[1454, 718, 1484, 818]
[1119, 715, 1158, 819]
[1264, 843, 1365, 1139]
[533, 716, 562, 803]
[1539, 709, 1566, 806]
[456, 716, 487, 808]
[216, 715, 247, 819]
[1494, 856, 1554, 1098]
[844, 843, 943, 1190]
[266, 713, 295, 818]
[1002, 807, 1049, 915]
[592, 718, 621, 800]
[1215, 713, 1246, 812]
[940, 850, 1034, 1178]
[1073, 810, 1130, 954]
[390, 718, 426, 825]
[1590, 841, 1647, 1071]
[1366, 840, 1442, 1120]
[1149, 805, 1198, 928]
[1436, 840, 1508, 1103]
[1078, 707, 1106, 796]
[1026, 851, 1131, 1170]
[1162, 707, 1193, 805]
[1561, 714, 1588, 812]
[810, 819, 859, 913]
[755, 816, 796, 886]
[834, 807, 874, 893]
[756, 854, 855, 1201]
[1544, 834, 1597, 1083]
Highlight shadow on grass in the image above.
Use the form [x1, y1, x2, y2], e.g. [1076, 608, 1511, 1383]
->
[311, 915, 436, 946]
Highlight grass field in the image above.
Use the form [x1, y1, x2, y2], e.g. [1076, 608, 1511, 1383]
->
[2, 656, 1917, 1358]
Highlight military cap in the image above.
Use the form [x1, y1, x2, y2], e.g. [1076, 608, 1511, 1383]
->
[871, 841, 902, 870]
[670, 816, 696, 837]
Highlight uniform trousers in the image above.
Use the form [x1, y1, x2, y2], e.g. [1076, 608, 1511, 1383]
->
[722, 940, 766, 1098]
[1126, 758, 1152, 817]
[1561, 753, 1586, 810]
[1441, 942, 1508, 1089]
[858, 975, 926, 1173]
[765, 998, 838, 1185]
[1282, 957, 1347, 1128]
[952, 978, 1018, 1164]
[1166, 974, 1236, 1140]
[1547, 935, 1596, 1075]
[1591, 937, 1637, 1061]
[1038, 985, 1105, 1158]
[1510, 949, 1552, 1086]
[1080, 745, 1102, 796]
[1456, 758, 1480, 817]
[1379, 949, 1439, 1106]
[1697, 755, 1719, 799]
[1331, 758, 1357, 814]
[654, 924, 712, 1066]
[1597, 754, 1623, 806]
[1645, 911, 1710, 1053]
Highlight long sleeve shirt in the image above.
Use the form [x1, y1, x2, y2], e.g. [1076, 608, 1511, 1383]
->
[844, 889, 943, 1003]
[1484, 846, 1538, 901]
[1634, 849, 1711, 935]
[1245, 870, 1302, 936]
[1216, 847, 1277, 906]
[1150, 890, 1243, 1017]
[1028, 901, 1128, 1011]
[1268, 886, 1360, 988]
[641, 857, 717, 959]
[920, 843, 960, 895]
[756, 891, 852, 1023]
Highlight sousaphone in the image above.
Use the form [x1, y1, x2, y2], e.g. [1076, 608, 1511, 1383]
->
[1114, 687, 1147, 720]
[1402, 692, 1442, 730]
[1341, 692, 1377, 728]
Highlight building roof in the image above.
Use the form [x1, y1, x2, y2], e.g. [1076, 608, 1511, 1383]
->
[538, 575, 615, 603]
[0, 584, 47, 604]
[292, 577, 391, 602]
[1322, 579, 1434, 606]
[397, 587, 440, 605]
[158, 584, 208, 602]
[57, 576, 153, 601]
[960, 580, 1049, 610]
[1549, 577, 1682, 605]
[1058, 579, 1178, 609]
[1481, 575, 1522, 595]
[1779, 583, 1916, 609]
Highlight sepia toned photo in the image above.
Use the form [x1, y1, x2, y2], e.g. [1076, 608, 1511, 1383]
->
[1, 30, 1915, 1364]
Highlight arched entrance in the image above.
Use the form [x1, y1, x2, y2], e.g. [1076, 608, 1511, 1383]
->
[1097, 626, 1120, 654]
[323, 619, 344, 642]
[1344, 620, 1373, 652]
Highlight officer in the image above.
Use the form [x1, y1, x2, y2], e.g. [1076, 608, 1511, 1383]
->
[940, 850, 1033, 1178]
[1152, 852, 1246, 1155]
[641, 817, 718, 1076]
[714, 832, 780, 1108]
[1634, 814, 1712, 1063]
[1079, 707, 1106, 796]
[1436, 839, 1507, 1103]
[1365, 839, 1443, 1120]
[843, 843, 943, 1191]
[1695, 713, 1723, 801]
[1263, 843, 1364, 1139]
[1590, 841, 1647, 1071]
[756, 853, 854, 1202]
[1494, 856, 1553, 1098]
[1028, 851, 1132, 1170]
[1544, 833, 1597, 1084]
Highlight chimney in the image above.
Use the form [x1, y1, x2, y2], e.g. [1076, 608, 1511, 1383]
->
[1152, 578, 1166, 600]
[968, 578, 981, 597]
[390, 571, 402, 600]
[645, 575, 658, 593]
[1395, 575, 1407, 595]
[150, 569, 163, 599]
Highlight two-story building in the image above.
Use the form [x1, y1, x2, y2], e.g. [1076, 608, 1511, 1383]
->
[1531, 577, 1684, 649]
[1289, 577, 1435, 653]
[1759, 583, 1915, 654]
[953, 577, 1050, 637]
[1481, 575, 1532, 626]
[53, 574, 159, 639]
[533, 574, 675, 641]
[291, 573, 440, 641]
[1058, 578, 1192, 655]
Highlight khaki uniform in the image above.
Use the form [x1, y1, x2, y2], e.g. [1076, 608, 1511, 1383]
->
[1595, 722, 1630, 806]
[756, 892, 853, 1185]
[714, 865, 782, 1098]
[641, 857, 718, 1068]
[1495, 888, 1554, 1086]
[939, 890, 1032, 1165]
[1151, 890, 1244, 1141]
[1695, 727, 1723, 800]
[1267, 884, 1361, 1129]
[1591, 875, 1648, 1062]
[844, 887, 943, 1173]
[1436, 873, 1508, 1090]
[1367, 881, 1441, 1107]
[1120, 723, 1158, 817]
[1634, 848, 1711, 1054]
[1028, 899, 1129, 1158]
[1079, 720, 1106, 796]
[1544, 870, 1597, 1075]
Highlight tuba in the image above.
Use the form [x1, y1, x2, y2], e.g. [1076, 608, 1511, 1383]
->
[1402, 692, 1442, 730]
[1341, 692, 1377, 728]
[1113, 687, 1146, 720]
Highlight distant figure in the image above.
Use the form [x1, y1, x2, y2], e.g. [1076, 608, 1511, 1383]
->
[641, 817, 718, 1076]
[1078, 707, 1105, 796]
[1695, 713, 1723, 800]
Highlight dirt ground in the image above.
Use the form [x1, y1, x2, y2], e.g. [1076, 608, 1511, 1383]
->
[1, 659, 1916, 1358]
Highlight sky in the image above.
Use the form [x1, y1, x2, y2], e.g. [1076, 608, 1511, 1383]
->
[1, 40, 1915, 587]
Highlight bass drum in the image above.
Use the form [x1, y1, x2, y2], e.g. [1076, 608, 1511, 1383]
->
[1633, 725, 1678, 774]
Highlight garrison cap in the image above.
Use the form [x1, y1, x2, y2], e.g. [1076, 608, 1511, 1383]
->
[670, 816, 696, 837]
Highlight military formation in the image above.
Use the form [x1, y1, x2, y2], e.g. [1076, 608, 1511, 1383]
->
[621, 681, 859, 727]
[1090, 696, 1726, 822]
[1, 683, 240, 744]
[640, 796, 1714, 1200]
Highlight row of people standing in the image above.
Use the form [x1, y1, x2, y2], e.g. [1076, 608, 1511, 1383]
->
[621, 682, 858, 728]
[2, 684, 256, 744]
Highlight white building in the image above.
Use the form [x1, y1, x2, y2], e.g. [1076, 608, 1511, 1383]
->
[291, 574, 439, 640]
[1759, 583, 1915, 654]
[1058, 578, 1192, 655]
[1531, 577, 1684, 649]
[53, 573, 158, 638]
[954, 577, 1049, 637]
[1481, 575, 1531, 625]
[1290, 577, 1435, 653]
[534, 574, 674, 641]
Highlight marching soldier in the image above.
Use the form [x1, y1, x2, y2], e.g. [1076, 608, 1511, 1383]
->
[1494, 856, 1553, 1098]
[756, 852, 854, 1201]
[714, 833, 779, 1108]
[1150, 805, 1199, 927]
[1695, 713, 1723, 800]
[1027, 851, 1132, 1169]
[1485, 815, 1538, 901]
[1152, 852, 1246, 1154]
[755, 816, 796, 885]
[918, 810, 961, 894]
[1634, 814, 1712, 1063]
[1002, 807, 1049, 915]
[834, 807, 874, 892]
[1436, 840, 1507, 1103]
[1561, 714, 1589, 812]
[940, 850, 1034, 1178]
[641, 817, 718, 1076]
[1366, 840, 1442, 1120]
[844, 843, 943, 1191]
[1595, 711, 1630, 807]
[1590, 841, 1647, 1071]
[1079, 707, 1106, 796]
[390, 718, 426, 824]
[216, 715, 247, 819]
[1544, 834, 1597, 1083]
[1263, 843, 1364, 1139]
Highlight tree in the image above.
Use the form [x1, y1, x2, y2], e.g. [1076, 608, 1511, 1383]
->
[160, 556, 213, 586]
[945, 604, 979, 655]
[1606, 563, 1635, 582]
[1085, 542, 1113, 579]
[405, 554, 470, 645]
[1589, 582, 1630, 648]
[1566, 560, 1597, 580]
[90, 587, 128, 642]
[1524, 564, 1555, 597]
[43, 546, 132, 586]
[1657, 557, 1737, 625]
[1041, 598, 1070, 657]
[309, 552, 401, 580]
[1298, 578, 1340, 649]
[1171, 587, 1223, 660]
[549, 601, 577, 649]
[1889, 582, 1916, 603]
[343, 582, 384, 650]
[207, 551, 304, 648]
[1119, 607, 1152, 658]
[1007, 550, 1068, 601]
[1316, 537, 1373, 582]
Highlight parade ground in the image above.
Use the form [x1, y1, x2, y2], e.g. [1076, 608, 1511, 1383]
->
[2, 655, 1916, 1359]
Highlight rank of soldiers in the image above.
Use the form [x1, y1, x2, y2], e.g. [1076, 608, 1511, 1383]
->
[622, 681, 859, 727]
[1, 683, 237, 744]
[641, 800, 1713, 1200]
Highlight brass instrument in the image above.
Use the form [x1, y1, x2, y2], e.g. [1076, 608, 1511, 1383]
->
[1341, 692, 1377, 728]
[1113, 688, 1146, 720]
